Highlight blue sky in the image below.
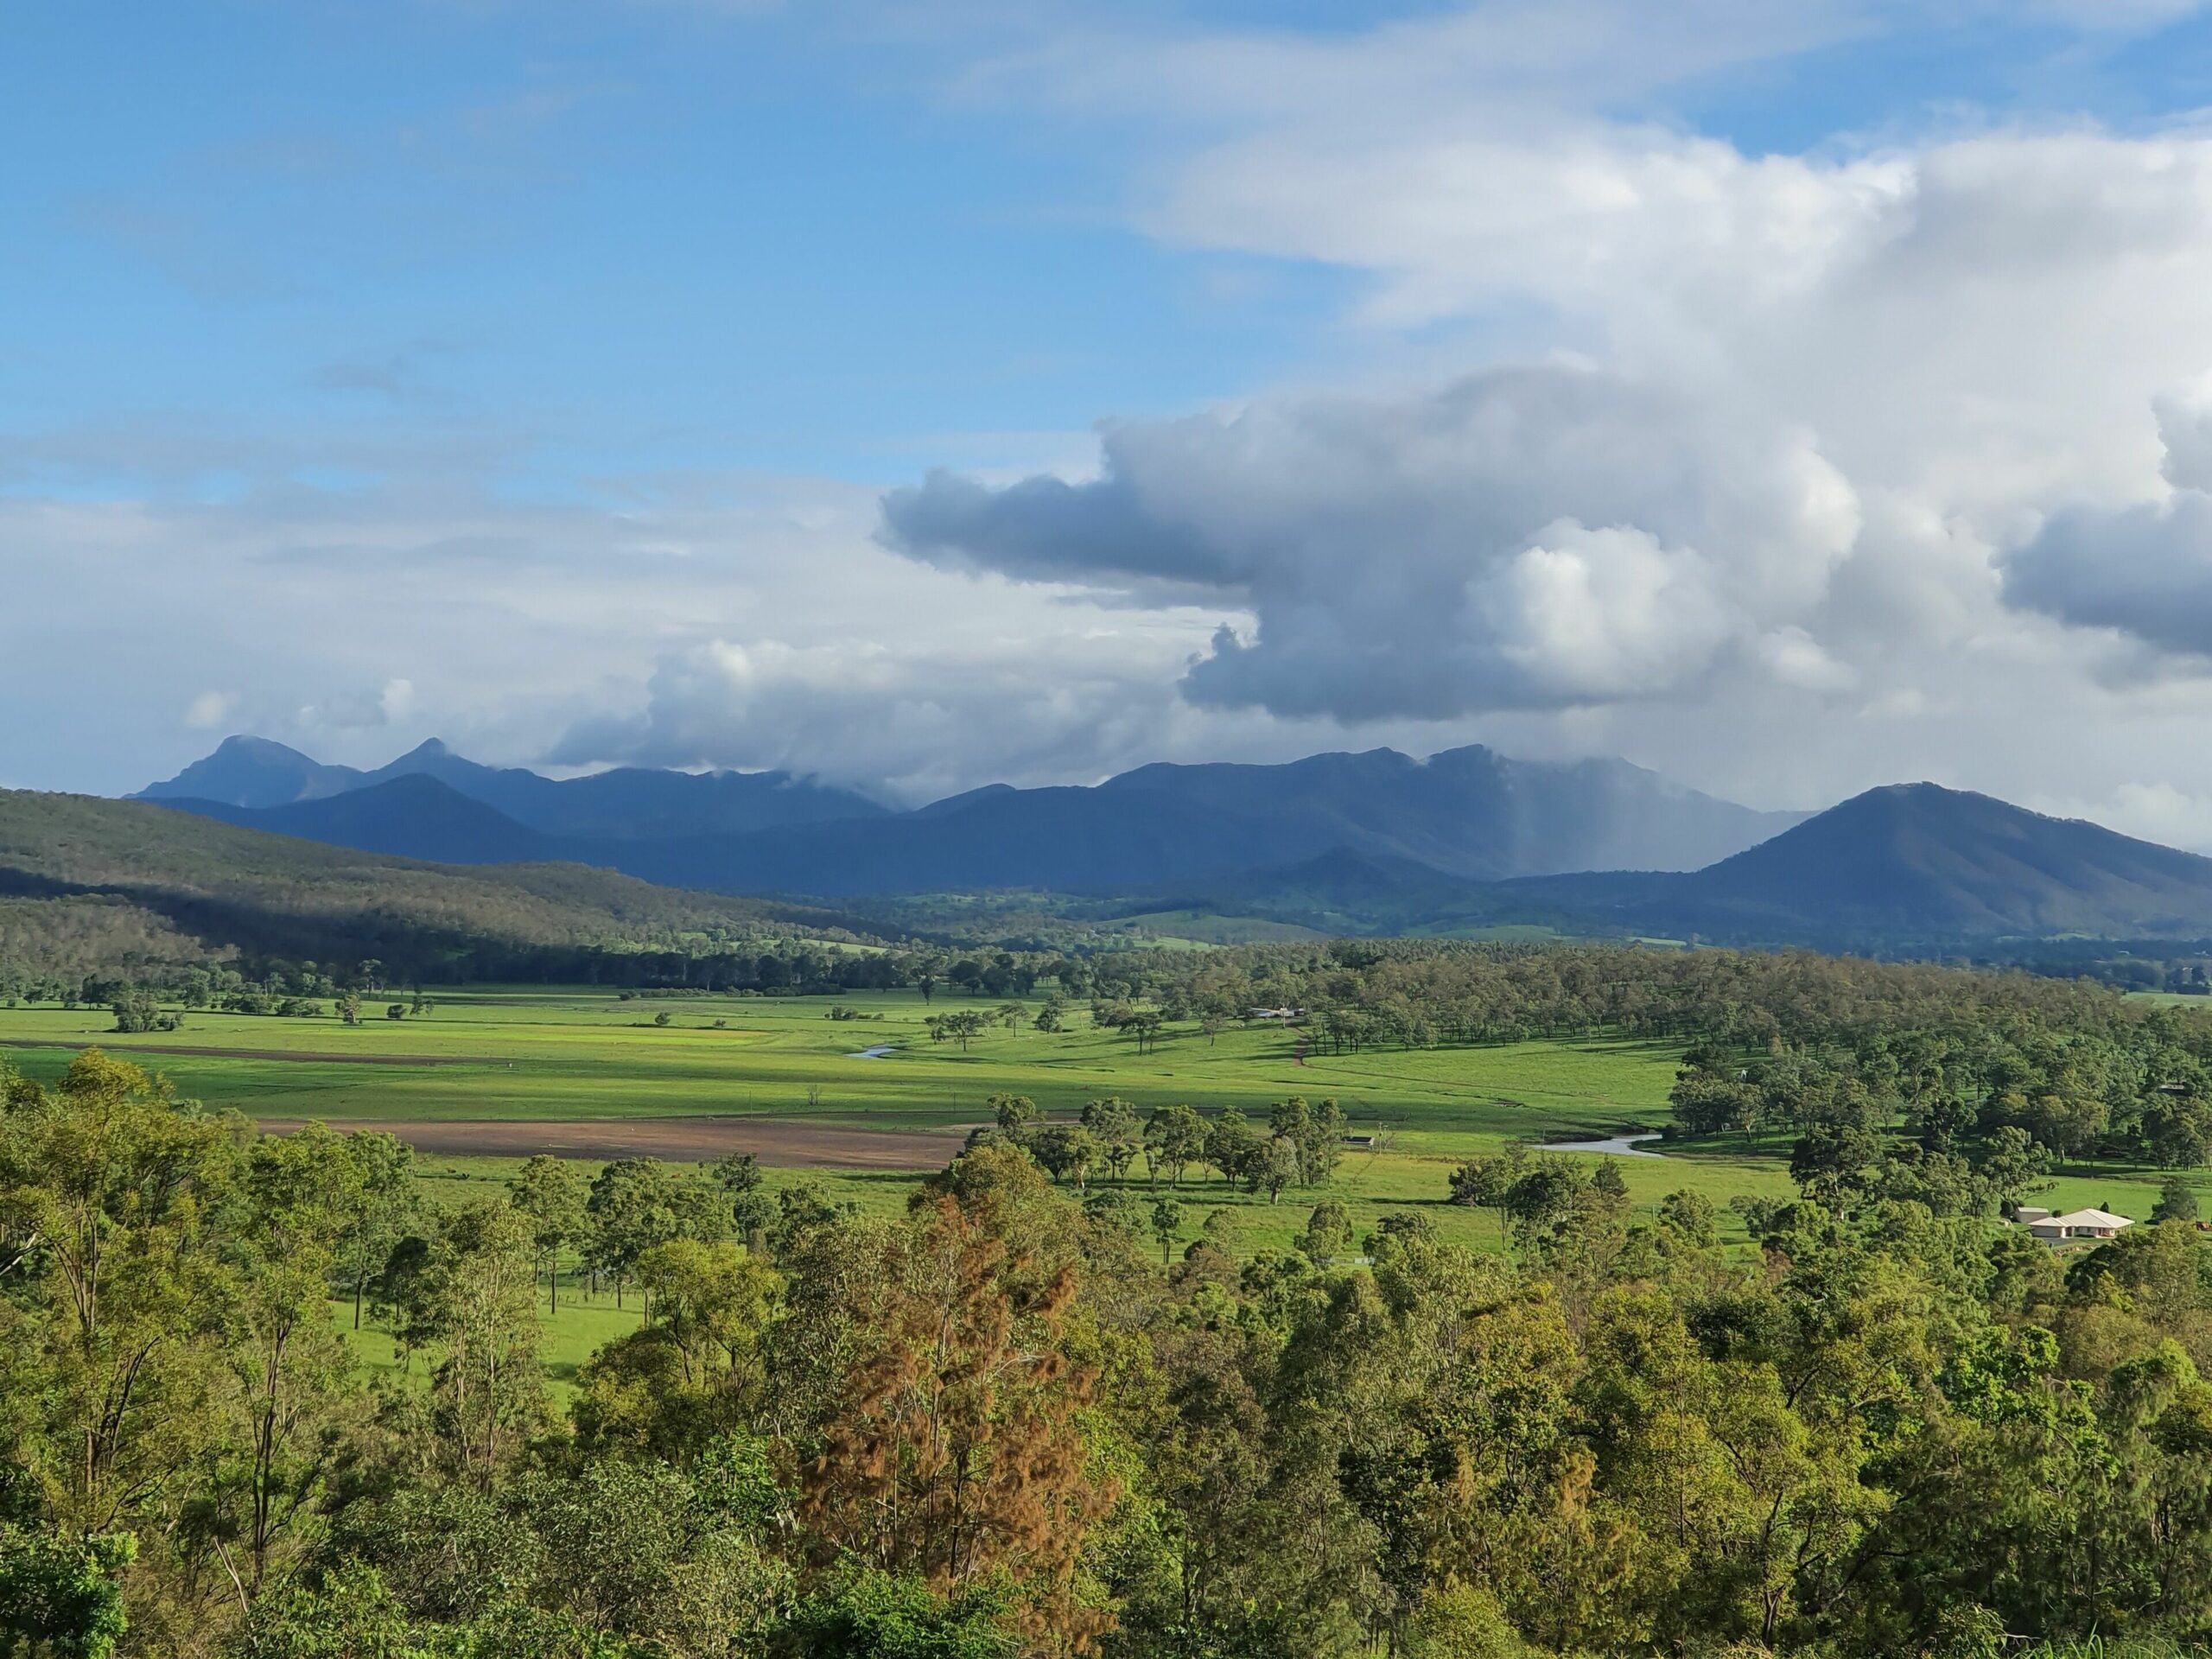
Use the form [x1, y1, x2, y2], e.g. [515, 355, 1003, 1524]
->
[3, 3, 1349, 494]
[11, 2, 2212, 836]
[11, 2, 2202, 499]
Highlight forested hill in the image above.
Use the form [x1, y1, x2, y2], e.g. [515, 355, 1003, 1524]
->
[1688, 783, 2212, 933]
[0, 788, 878, 985]
[1497, 784, 2212, 945]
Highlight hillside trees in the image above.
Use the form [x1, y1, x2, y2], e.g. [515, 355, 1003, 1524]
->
[798, 1147, 1116, 1644]
[0, 1053, 448, 1646]
[1077, 1098, 1142, 1183]
[508, 1154, 588, 1312]
[584, 1158, 726, 1312]
[1142, 1104, 1205, 1187]
[410, 1203, 547, 1493]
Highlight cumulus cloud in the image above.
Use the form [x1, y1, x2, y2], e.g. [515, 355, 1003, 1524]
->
[877, 103, 2212, 790]
[2001, 383, 2212, 661]
[2005, 490, 2212, 661]
[2156, 377, 2212, 493]
[885, 365, 1860, 721]
[550, 632, 1207, 804]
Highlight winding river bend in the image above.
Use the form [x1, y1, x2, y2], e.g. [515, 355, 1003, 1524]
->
[1535, 1132, 1666, 1158]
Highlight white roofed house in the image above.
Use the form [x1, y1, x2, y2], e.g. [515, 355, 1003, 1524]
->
[2025, 1208, 2133, 1243]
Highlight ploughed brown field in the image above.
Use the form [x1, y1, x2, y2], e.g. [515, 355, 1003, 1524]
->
[258, 1115, 969, 1168]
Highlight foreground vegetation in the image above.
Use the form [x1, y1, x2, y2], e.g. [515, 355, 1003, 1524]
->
[16, 944, 2212, 1652]
[11, 1042, 2212, 1656]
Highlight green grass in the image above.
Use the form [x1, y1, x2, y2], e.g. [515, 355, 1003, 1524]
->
[16, 983, 2208, 1246]
[338, 1292, 647, 1398]
[0, 984, 1853, 1264]
[0, 987, 1686, 1138]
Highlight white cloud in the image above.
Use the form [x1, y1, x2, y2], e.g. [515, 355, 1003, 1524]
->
[1754, 627, 1857, 695]
[874, 83, 2212, 818]
[0, 465, 1236, 802]
[550, 631, 1210, 804]
[2157, 376, 2212, 493]
[379, 677, 419, 723]
[884, 364, 1862, 721]
[183, 690, 236, 729]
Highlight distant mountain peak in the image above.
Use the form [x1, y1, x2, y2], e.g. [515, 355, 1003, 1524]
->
[214, 734, 316, 759]
[137, 734, 889, 845]
[1658, 779, 2212, 938]
[136, 734, 365, 810]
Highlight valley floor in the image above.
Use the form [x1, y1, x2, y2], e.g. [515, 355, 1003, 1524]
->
[10, 982, 2209, 1375]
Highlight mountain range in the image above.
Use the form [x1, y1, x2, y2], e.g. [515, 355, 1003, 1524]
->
[138, 735, 888, 838]
[137, 736, 1802, 900]
[126, 736, 2212, 947]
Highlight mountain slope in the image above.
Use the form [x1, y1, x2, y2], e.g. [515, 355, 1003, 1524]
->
[0, 788, 853, 982]
[1506, 785, 2212, 943]
[168, 773, 561, 866]
[139, 736, 366, 809]
[1684, 784, 2212, 936]
[133, 738, 1799, 899]
[1092, 747, 1801, 880]
[552, 743, 1802, 896]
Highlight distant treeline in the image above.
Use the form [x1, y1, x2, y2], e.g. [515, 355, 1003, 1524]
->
[1073, 938, 2167, 1048]
[18, 935, 2205, 1058]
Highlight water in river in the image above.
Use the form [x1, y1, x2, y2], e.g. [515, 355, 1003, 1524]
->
[1534, 1133, 1665, 1158]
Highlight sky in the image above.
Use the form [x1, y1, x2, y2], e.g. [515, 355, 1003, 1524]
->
[11, 3, 2212, 840]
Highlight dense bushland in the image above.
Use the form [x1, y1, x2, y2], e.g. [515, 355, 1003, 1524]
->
[16, 1039, 2212, 1656]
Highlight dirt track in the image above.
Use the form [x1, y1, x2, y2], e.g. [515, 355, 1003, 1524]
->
[257, 1116, 968, 1169]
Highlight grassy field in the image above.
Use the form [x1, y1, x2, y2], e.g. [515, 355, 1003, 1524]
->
[0, 985, 1686, 1137]
[0, 982, 1805, 1264]
[16, 989, 2212, 1236]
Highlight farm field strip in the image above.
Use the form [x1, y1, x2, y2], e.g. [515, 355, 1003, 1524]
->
[0, 988, 1688, 1136]
[264, 1114, 970, 1167]
[47, 984, 2210, 1243]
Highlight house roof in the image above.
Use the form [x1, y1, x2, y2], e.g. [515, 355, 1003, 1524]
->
[2043, 1209, 2133, 1230]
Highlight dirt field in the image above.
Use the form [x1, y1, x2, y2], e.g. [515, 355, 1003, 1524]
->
[257, 1115, 970, 1169]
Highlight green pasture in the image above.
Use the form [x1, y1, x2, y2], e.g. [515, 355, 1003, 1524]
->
[0, 985, 1684, 1138]
[11, 984, 2209, 1243]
